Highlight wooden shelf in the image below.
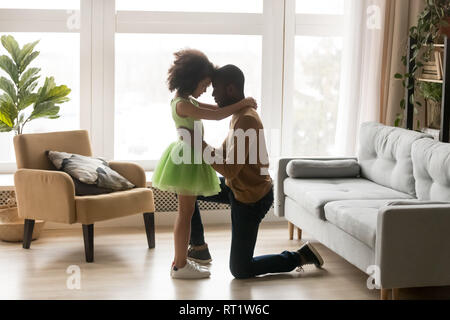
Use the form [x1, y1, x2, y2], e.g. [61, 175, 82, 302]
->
[417, 78, 443, 84]
[405, 36, 449, 142]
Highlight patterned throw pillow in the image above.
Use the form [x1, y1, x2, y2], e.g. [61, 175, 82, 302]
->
[46, 151, 135, 195]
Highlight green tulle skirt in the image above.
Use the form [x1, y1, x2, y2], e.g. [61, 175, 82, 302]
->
[152, 141, 221, 197]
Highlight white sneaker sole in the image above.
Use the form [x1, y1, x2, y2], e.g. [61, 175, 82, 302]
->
[171, 271, 211, 279]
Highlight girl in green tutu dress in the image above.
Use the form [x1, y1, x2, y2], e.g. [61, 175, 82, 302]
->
[152, 49, 256, 279]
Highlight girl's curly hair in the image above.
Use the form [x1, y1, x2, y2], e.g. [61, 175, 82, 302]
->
[167, 49, 215, 96]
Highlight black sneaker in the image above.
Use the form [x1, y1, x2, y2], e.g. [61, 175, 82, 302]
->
[297, 242, 324, 268]
[187, 244, 212, 264]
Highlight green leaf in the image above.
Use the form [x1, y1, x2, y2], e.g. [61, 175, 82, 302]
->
[37, 76, 55, 101]
[0, 93, 14, 105]
[0, 55, 19, 84]
[0, 76, 17, 103]
[45, 85, 71, 104]
[29, 101, 60, 120]
[0, 120, 12, 132]
[19, 67, 40, 88]
[394, 73, 403, 79]
[1, 35, 20, 65]
[20, 76, 39, 96]
[19, 51, 39, 74]
[0, 100, 17, 127]
[17, 40, 39, 68]
[17, 93, 38, 111]
[409, 93, 415, 105]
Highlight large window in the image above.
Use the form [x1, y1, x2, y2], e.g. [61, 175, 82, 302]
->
[282, 0, 345, 157]
[115, 34, 261, 161]
[0, 3, 80, 167]
[114, 4, 264, 166]
[0, 0, 350, 173]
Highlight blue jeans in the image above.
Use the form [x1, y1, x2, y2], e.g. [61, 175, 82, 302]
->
[190, 177, 301, 279]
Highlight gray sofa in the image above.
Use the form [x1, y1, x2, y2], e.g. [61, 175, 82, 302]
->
[275, 122, 450, 298]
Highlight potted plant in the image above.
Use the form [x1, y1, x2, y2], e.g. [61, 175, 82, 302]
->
[0, 35, 71, 242]
[419, 81, 442, 129]
[394, 0, 450, 128]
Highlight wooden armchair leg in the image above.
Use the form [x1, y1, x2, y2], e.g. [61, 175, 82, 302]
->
[288, 222, 294, 240]
[143, 212, 155, 249]
[23, 219, 35, 249]
[82, 224, 94, 263]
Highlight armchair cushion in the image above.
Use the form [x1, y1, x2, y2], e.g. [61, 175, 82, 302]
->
[47, 151, 135, 194]
[75, 187, 155, 224]
[286, 159, 360, 178]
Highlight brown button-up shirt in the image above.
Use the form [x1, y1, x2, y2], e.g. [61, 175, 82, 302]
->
[208, 107, 272, 203]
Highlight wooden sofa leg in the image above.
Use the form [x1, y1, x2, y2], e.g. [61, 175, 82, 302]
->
[297, 227, 302, 240]
[23, 219, 35, 249]
[392, 288, 399, 300]
[143, 212, 155, 249]
[82, 224, 94, 263]
[380, 288, 390, 300]
[288, 222, 294, 240]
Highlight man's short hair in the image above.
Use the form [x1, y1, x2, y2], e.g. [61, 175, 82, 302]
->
[213, 65, 245, 92]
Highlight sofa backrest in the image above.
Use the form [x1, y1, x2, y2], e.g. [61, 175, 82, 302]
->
[412, 138, 450, 201]
[358, 122, 431, 196]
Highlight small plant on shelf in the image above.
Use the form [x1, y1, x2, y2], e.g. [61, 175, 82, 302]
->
[394, 0, 450, 128]
[0, 35, 71, 135]
[418, 81, 442, 128]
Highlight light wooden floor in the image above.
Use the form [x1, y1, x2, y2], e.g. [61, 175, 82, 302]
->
[0, 223, 449, 300]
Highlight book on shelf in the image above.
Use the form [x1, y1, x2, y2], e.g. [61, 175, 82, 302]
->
[420, 49, 444, 80]
[435, 50, 442, 80]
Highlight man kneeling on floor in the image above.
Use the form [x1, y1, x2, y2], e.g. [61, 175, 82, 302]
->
[182, 65, 324, 279]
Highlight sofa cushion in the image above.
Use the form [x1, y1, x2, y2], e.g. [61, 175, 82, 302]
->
[283, 177, 413, 220]
[286, 159, 360, 179]
[358, 122, 431, 196]
[324, 200, 396, 249]
[412, 138, 450, 201]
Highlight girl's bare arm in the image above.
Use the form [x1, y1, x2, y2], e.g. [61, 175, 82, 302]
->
[192, 99, 219, 111]
[176, 98, 256, 121]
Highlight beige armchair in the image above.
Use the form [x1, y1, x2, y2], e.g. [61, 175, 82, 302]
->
[13, 130, 155, 262]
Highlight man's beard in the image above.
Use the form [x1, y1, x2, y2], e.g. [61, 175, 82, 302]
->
[218, 96, 241, 108]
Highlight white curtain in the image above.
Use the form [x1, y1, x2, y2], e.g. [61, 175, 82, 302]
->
[334, 0, 387, 156]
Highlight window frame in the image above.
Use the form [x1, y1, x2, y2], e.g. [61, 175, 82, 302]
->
[281, 0, 345, 157]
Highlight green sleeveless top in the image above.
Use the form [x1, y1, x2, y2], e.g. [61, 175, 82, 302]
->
[171, 97, 201, 130]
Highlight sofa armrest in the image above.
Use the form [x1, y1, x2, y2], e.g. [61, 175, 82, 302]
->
[14, 169, 77, 224]
[274, 156, 357, 217]
[108, 161, 147, 188]
[375, 204, 450, 289]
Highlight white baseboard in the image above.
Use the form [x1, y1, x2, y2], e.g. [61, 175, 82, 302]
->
[45, 208, 285, 229]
